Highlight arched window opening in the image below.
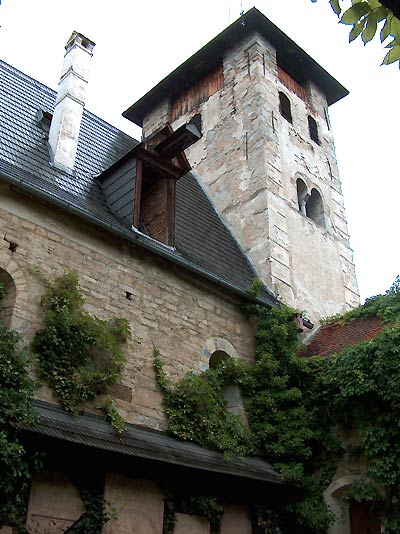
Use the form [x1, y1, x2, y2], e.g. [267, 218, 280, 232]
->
[209, 350, 229, 370]
[306, 188, 325, 228]
[0, 269, 16, 328]
[279, 92, 292, 123]
[209, 350, 247, 424]
[308, 115, 320, 144]
[296, 178, 308, 215]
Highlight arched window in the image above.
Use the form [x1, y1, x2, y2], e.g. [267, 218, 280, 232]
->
[306, 188, 325, 228]
[279, 92, 292, 123]
[308, 115, 320, 144]
[209, 350, 247, 423]
[0, 269, 16, 328]
[296, 178, 308, 215]
[209, 350, 229, 369]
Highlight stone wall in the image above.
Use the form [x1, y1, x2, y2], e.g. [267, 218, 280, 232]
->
[142, 32, 359, 322]
[0, 185, 255, 429]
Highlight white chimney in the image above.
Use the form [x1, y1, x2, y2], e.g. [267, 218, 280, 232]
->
[48, 31, 95, 173]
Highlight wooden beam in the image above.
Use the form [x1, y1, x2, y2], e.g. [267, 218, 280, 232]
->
[136, 147, 183, 179]
[155, 123, 201, 159]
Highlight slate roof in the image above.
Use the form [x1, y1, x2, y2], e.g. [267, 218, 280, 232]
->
[305, 316, 386, 357]
[28, 400, 282, 485]
[0, 60, 277, 306]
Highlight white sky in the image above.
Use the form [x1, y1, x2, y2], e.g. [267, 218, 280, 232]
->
[0, 0, 398, 302]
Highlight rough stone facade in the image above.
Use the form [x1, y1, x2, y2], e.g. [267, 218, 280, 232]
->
[143, 33, 359, 323]
[0, 185, 255, 430]
[0, 184, 257, 532]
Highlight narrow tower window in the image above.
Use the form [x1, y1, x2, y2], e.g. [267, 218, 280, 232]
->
[308, 116, 320, 144]
[306, 188, 325, 228]
[296, 178, 308, 215]
[279, 92, 292, 123]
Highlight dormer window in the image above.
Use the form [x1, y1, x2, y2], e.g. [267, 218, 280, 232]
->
[98, 122, 201, 247]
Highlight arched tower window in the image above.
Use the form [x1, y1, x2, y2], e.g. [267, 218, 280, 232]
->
[308, 115, 320, 144]
[279, 92, 292, 123]
[296, 178, 308, 215]
[306, 188, 325, 228]
[0, 269, 16, 328]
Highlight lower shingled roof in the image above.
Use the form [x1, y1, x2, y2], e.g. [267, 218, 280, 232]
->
[27, 401, 282, 485]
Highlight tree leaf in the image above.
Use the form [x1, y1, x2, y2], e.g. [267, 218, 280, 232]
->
[390, 16, 400, 38]
[362, 12, 378, 43]
[341, 3, 371, 25]
[330, 0, 342, 16]
[385, 38, 400, 48]
[373, 6, 389, 22]
[381, 17, 392, 42]
[382, 44, 400, 64]
[368, 0, 382, 8]
[350, 19, 366, 42]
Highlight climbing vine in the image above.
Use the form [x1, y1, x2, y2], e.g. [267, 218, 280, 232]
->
[0, 282, 40, 530]
[154, 350, 252, 458]
[154, 277, 400, 533]
[162, 488, 224, 534]
[320, 276, 400, 533]
[33, 270, 130, 429]
[154, 299, 338, 533]
[65, 489, 115, 534]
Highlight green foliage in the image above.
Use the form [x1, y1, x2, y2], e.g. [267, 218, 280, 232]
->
[154, 304, 338, 532]
[66, 489, 116, 533]
[313, 0, 400, 66]
[33, 270, 130, 414]
[154, 351, 252, 458]
[241, 304, 338, 533]
[320, 281, 400, 531]
[103, 398, 126, 434]
[323, 274, 400, 324]
[0, 283, 40, 529]
[156, 279, 400, 531]
[162, 488, 224, 534]
[246, 277, 264, 298]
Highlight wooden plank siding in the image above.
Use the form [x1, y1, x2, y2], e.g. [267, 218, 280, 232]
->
[171, 64, 224, 122]
[277, 67, 309, 103]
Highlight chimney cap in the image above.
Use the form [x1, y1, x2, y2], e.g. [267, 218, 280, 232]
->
[65, 31, 95, 54]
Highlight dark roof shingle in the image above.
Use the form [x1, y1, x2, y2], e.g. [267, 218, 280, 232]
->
[28, 400, 282, 485]
[0, 60, 277, 306]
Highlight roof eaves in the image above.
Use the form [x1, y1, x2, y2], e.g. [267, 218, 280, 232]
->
[27, 400, 283, 485]
[0, 159, 279, 309]
[123, 7, 348, 126]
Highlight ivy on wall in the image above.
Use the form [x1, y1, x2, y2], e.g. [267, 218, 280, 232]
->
[33, 270, 131, 426]
[154, 277, 400, 533]
[320, 276, 400, 533]
[0, 270, 132, 530]
[162, 488, 224, 534]
[0, 282, 40, 530]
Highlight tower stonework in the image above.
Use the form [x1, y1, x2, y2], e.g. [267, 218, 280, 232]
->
[126, 10, 359, 322]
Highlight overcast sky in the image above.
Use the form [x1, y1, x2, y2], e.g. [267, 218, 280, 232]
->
[1, 0, 398, 302]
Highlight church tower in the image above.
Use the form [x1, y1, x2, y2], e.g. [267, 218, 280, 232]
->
[124, 8, 359, 322]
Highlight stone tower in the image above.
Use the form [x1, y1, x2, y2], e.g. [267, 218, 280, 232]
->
[124, 8, 359, 322]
